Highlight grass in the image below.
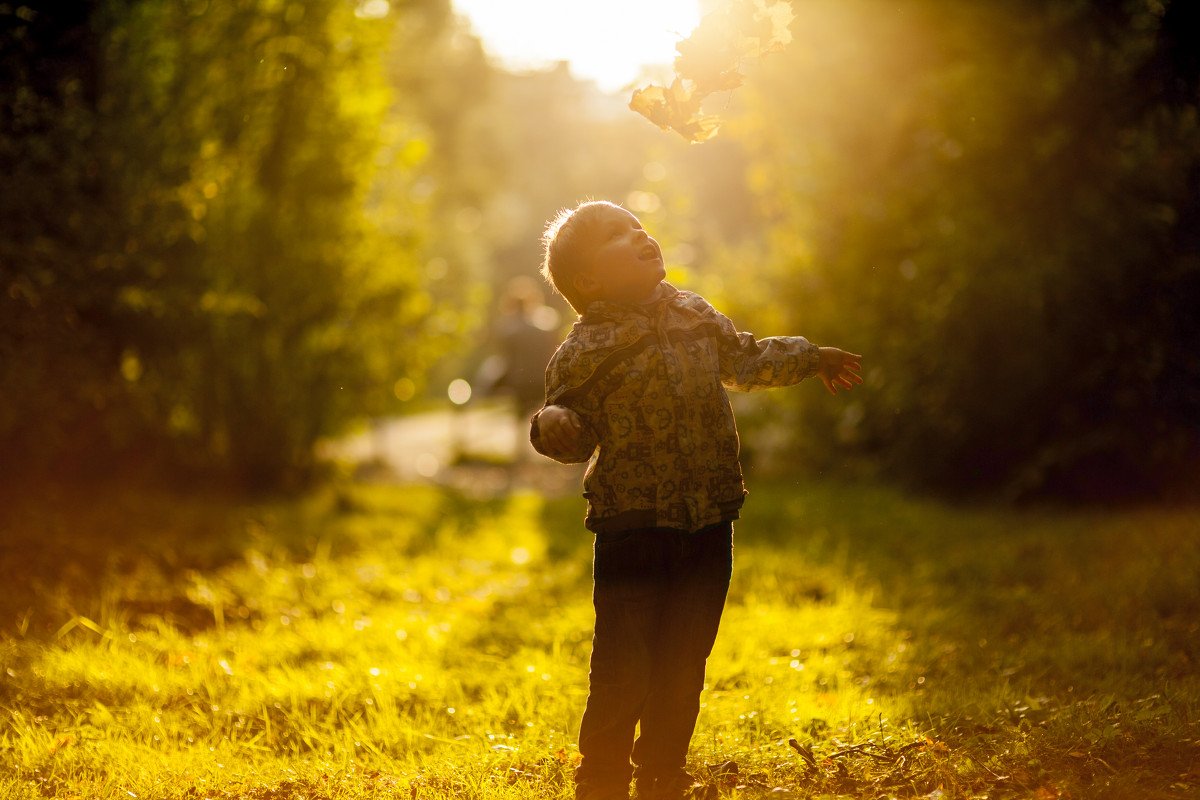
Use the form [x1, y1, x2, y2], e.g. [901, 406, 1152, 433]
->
[0, 473, 1197, 799]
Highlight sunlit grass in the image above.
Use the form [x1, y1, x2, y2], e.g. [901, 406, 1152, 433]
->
[1, 479, 1197, 798]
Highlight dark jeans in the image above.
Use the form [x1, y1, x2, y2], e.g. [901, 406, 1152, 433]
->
[575, 522, 734, 799]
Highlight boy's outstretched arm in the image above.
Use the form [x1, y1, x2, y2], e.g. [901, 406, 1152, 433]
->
[816, 347, 864, 395]
[704, 297, 857, 393]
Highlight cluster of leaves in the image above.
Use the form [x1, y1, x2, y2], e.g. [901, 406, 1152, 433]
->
[629, 0, 794, 142]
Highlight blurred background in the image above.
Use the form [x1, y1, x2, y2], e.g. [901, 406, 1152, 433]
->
[1, 0, 1197, 502]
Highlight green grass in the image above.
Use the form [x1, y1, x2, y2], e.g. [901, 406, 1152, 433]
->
[0, 476, 1197, 799]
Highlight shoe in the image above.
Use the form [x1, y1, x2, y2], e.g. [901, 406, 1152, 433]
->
[635, 770, 710, 800]
[575, 784, 630, 800]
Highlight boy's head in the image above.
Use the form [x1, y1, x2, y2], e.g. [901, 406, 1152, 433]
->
[541, 201, 665, 314]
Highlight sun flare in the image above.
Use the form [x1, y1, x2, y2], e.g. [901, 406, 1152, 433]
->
[451, 0, 702, 93]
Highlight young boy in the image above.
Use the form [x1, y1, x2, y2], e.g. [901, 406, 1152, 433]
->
[529, 201, 862, 800]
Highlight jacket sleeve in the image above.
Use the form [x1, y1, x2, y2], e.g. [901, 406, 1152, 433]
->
[706, 302, 820, 391]
[529, 339, 603, 464]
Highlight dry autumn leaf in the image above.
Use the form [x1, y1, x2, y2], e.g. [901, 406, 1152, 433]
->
[629, 79, 722, 142]
[629, 0, 795, 142]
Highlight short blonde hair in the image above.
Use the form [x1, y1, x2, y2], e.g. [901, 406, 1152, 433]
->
[540, 200, 622, 314]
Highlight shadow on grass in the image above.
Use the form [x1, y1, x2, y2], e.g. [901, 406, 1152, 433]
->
[0, 475, 574, 641]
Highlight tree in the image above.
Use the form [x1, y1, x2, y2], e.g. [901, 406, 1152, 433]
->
[721, 0, 1199, 499]
[0, 0, 451, 488]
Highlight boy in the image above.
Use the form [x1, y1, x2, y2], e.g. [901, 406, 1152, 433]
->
[530, 201, 862, 800]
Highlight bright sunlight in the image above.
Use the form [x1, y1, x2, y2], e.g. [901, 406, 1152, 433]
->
[451, 0, 702, 93]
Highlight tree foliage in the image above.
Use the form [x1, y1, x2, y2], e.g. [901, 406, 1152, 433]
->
[0, 0, 454, 488]
[5, 0, 1195, 502]
[720, 0, 1200, 499]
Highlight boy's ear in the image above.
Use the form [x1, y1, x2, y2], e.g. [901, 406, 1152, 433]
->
[572, 271, 601, 297]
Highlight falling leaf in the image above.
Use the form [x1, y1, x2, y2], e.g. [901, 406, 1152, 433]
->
[756, 0, 796, 54]
[677, 116, 722, 143]
[674, 10, 744, 94]
[629, 79, 722, 143]
[628, 0, 794, 142]
[629, 85, 671, 128]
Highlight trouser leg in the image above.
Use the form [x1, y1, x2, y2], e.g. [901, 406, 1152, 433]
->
[632, 523, 733, 794]
[575, 529, 672, 798]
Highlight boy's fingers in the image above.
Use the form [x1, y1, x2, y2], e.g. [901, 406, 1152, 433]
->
[832, 371, 861, 390]
[548, 420, 579, 448]
[542, 419, 563, 448]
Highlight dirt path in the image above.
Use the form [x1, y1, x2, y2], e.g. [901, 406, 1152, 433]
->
[320, 402, 584, 497]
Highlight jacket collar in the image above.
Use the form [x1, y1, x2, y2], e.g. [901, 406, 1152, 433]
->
[580, 282, 681, 323]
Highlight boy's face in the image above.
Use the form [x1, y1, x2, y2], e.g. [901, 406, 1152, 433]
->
[574, 206, 665, 306]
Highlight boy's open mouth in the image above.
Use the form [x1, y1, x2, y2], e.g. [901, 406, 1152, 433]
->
[640, 244, 660, 261]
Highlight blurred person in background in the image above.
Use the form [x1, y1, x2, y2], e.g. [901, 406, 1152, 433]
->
[477, 276, 562, 460]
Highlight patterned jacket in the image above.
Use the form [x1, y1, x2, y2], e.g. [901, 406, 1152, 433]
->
[530, 282, 819, 534]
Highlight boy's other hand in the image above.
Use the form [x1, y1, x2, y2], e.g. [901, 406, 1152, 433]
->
[539, 404, 584, 451]
[817, 347, 864, 395]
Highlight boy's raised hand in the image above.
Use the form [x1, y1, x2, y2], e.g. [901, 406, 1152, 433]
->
[816, 347, 864, 395]
[538, 404, 584, 452]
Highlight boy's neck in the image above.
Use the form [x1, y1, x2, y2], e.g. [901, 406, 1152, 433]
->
[635, 282, 666, 305]
[582, 282, 671, 315]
